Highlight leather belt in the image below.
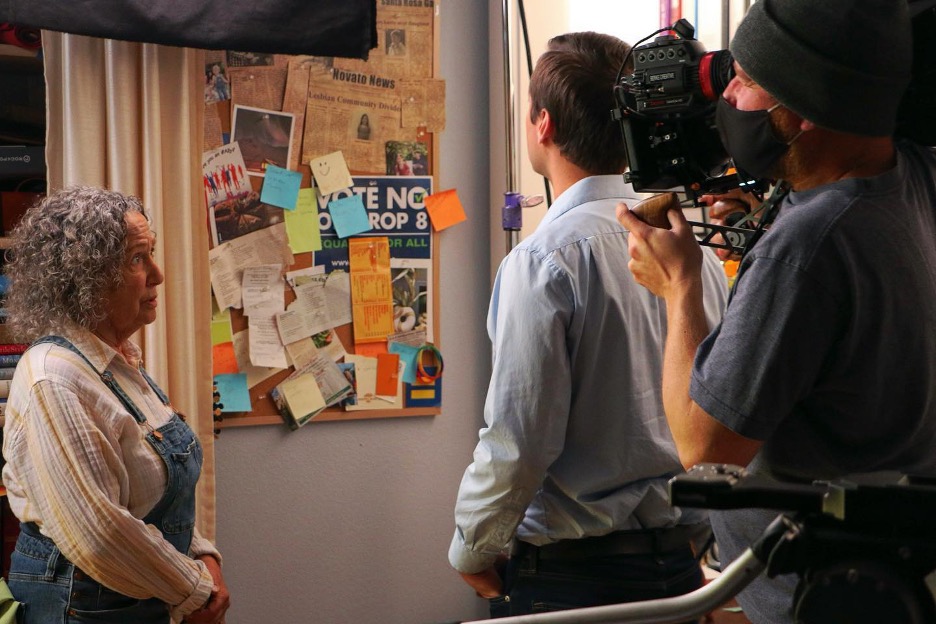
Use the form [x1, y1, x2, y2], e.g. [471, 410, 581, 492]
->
[526, 523, 711, 561]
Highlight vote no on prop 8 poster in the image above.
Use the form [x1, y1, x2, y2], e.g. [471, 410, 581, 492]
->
[315, 176, 432, 273]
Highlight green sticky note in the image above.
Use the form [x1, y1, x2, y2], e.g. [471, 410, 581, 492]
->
[284, 188, 322, 253]
[210, 309, 233, 346]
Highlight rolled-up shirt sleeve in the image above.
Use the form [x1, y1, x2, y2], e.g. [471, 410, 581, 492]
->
[449, 248, 573, 573]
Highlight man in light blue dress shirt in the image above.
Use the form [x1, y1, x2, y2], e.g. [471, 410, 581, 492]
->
[448, 32, 729, 618]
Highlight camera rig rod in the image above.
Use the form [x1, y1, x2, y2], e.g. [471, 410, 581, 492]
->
[460, 547, 766, 624]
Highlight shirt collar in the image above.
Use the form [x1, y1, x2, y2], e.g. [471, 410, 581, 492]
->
[58, 324, 142, 373]
[539, 174, 646, 228]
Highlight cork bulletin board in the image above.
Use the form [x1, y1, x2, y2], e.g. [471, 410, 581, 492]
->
[205, 1, 445, 429]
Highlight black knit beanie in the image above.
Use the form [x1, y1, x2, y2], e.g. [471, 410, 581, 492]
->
[730, 0, 913, 136]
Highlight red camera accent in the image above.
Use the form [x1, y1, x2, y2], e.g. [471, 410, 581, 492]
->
[0, 24, 42, 50]
[698, 52, 717, 101]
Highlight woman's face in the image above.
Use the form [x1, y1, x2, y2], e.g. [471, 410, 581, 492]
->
[98, 211, 164, 343]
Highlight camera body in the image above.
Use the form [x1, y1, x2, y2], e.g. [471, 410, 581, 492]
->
[615, 11, 935, 204]
[613, 19, 743, 201]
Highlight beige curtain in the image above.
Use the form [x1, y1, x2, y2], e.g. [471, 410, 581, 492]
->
[42, 33, 217, 540]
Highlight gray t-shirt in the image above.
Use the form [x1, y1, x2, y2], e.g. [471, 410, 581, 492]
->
[691, 141, 936, 623]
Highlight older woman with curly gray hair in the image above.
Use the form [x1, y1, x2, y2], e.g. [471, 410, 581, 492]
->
[2, 187, 230, 624]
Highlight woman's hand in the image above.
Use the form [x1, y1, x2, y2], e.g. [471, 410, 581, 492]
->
[184, 555, 230, 624]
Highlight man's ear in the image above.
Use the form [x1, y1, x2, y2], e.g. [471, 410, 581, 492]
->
[536, 108, 554, 145]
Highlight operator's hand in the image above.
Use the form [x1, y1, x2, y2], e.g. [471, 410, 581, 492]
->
[701, 189, 762, 261]
[617, 202, 703, 300]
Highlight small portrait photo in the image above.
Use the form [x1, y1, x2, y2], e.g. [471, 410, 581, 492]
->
[230, 105, 295, 176]
[338, 362, 357, 407]
[385, 29, 407, 57]
[204, 62, 231, 104]
[355, 112, 372, 141]
[385, 141, 428, 176]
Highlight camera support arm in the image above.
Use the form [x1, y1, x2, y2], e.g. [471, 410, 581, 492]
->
[630, 182, 790, 257]
[460, 546, 767, 624]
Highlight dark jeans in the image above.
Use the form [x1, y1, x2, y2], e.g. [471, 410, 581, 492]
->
[489, 541, 703, 620]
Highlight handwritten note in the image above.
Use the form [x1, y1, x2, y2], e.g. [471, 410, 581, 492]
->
[329, 194, 371, 239]
[260, 164, 303, 210]
[310, 150, 354, 196]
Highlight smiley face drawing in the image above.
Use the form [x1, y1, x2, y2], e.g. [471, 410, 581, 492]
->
[315, 161, 331, 178]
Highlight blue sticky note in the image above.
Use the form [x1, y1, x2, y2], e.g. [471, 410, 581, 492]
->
[214, 373, 252, 412]
[260, 164, 302, 210]
[329, 194, 372, 238]
[388, 342, 420, 385]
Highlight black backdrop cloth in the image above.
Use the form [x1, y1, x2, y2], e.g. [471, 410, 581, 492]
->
[0, 0, 377, 59]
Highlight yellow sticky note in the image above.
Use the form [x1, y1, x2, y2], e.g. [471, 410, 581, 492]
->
[284, 188, 322, 253]
[424, 189, 467, 231]
[310, 151, 354, 196]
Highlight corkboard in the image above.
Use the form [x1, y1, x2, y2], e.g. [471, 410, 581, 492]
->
[214, 2, 444, 429]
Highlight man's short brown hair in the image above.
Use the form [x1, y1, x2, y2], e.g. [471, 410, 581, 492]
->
[529, 32, 633, 175]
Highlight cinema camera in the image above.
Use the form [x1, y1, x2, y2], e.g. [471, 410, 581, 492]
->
[612, 19, 749, 202]
[613, 7, 936, 256]
[612, 18, 778, 256]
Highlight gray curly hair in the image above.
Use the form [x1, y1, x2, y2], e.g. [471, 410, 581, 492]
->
[3, 186, 148, 342]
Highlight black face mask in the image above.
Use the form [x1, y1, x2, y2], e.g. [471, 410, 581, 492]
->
[716, 97, 800, 180]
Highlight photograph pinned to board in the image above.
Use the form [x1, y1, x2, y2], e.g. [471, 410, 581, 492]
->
[203, 142, 252, 208]
[390, 258, 432, 341]
[204, 60, 232, 104]
[231, 104, 296, 177]
[203, 143, 284, 245]
[385, 140, 428, 176]
[209, 191, 285, 246]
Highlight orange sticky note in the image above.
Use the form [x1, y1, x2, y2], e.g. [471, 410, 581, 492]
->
[424, 189, 467, 231]
[212, 342, 239, 375]
[375, 353, 400, 396]
[355, 341, 388, 358]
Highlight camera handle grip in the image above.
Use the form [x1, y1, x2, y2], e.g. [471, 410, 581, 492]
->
[630, 192, 680, 229]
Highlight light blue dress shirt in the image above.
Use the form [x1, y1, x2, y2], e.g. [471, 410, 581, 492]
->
[449, 175, 729, 574]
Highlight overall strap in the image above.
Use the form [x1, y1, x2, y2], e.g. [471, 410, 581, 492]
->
[30, 335, 155, 425]
[138, 365, 171, 406]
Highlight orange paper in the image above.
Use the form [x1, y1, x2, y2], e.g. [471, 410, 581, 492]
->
[349, 237, 395, 343]
[212, 342, 239, 375]
[355, 341, 388, 358]
[424, 189, 467, 231]
[375, 352, 400, 396]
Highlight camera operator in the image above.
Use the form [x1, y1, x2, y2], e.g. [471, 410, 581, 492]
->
[448, 31, 729, 618]
[617, 1, 936, 622]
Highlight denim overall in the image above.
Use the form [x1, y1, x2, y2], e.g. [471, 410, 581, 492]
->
[8, 336, 203, 624]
